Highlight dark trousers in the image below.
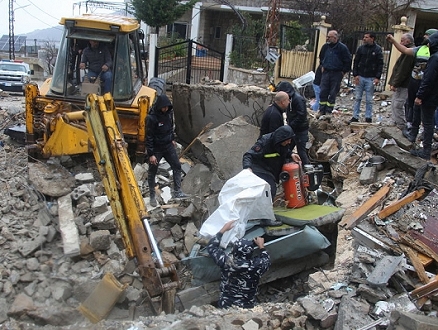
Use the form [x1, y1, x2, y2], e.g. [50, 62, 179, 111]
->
[148, 144, 182, 194]
[253, 172, 276, 201]
[290, 130, 310, 165]
[412, 104, 435, 151]
[406, 77, 421, 123]
[318, 71, 343, 114]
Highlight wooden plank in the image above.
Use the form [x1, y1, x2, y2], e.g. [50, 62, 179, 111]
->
[409, 276, 438, 300]
[401, 234, 438, 263]
[378, 189, 426, 219]
[418, 253, 434, 267]
[400, 244, 429, 284]
[339, 182, 392, 229]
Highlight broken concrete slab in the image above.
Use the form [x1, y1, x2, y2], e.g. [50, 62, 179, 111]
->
[181, 163, 214, 198]
[367, 255, 403, 287]
[364, 126, 438, 187]
[190, 116, 260, 180]
[334, 295, 374, 330]
[388, 310, 438, 329]
[58, 194, 80, 257]
[28, 162, 76, 197]
[172, 83, 273, 146]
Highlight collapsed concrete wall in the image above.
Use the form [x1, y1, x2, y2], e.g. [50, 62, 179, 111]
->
[172, 82, 273, 145]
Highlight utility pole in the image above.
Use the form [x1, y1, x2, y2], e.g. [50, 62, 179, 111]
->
[8, 0, 15, 60]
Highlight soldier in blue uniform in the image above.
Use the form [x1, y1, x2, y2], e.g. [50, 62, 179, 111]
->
[207, 220, 271, 308]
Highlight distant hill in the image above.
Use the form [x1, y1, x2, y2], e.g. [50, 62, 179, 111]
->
[23, 26, 64, 42]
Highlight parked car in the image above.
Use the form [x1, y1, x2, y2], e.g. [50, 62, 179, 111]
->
[0, 60, 33, 95]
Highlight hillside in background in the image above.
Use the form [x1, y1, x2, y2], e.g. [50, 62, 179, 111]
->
[23, 26, 63, 42]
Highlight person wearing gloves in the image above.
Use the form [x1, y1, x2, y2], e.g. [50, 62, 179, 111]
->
[207, 220, 271, 308]
[243, 125, 300, 200]
[146, 94, 188, 206]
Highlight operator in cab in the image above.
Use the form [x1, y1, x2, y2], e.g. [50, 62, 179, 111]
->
[79, 40, 113, 94]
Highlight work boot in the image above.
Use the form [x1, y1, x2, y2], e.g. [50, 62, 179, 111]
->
[402, 128, 416, 143]
[173, 190, 190, 199]
[348, 117, 359, 124]
[365, 117, 372, 123]
[410, 148, 431, 160]
[149, 194, 157, 207]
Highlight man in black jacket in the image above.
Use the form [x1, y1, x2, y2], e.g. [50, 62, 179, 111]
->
[80, 40, 113, 94]
[318, 30, 352, 116]
[259, 91, 289, 137]
[409, 32, 438, 160]
[350, 32, 384, 123]
[275, 81, 310, 164]
[146, 94, 188, 206]
[243, 125, 300, 200]
[207, 220, 271, 309]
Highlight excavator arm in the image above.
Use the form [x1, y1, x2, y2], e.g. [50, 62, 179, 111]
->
[83, 93, 180, 314]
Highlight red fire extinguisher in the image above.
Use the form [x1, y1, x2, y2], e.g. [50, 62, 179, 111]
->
[280, 162, 307, 208]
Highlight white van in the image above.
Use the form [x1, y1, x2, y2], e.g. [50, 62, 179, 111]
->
[0, 60, 34, 95]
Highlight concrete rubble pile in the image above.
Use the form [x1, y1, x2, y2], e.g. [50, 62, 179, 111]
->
[1, 89, 438, 329]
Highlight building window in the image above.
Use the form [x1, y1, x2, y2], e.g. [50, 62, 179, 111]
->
[167, 23, 188, 39]
[214, 27, 221, 39]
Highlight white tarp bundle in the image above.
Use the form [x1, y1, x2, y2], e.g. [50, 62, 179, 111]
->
[199, 169, 276, 248]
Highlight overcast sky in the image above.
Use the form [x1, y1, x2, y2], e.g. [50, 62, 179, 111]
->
[0, 0, 126, 37]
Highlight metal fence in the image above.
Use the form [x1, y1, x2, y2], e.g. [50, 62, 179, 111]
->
[155, 40, 225, 85]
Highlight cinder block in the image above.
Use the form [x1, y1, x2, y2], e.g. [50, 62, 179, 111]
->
[359, 166, 377, 185]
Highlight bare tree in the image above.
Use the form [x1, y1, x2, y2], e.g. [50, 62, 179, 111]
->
[42, 40, 57, 75]
[283, 0, 420, 32]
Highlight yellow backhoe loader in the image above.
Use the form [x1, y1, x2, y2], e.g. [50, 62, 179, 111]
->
[25, 14, 179, 314]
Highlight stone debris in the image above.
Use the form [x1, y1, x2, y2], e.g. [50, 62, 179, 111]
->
[1, 88, 438, 330]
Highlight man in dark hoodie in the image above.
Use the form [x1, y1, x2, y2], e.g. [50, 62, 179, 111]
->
[275, 81, 310, 164]
[146, 94, 188, 206]
[409, 32, 438, 160]
[207, 220, 271, 308]
[350, 32, 384, 123]
[243, 125, 299, 200]
[318, 30, 352, 116]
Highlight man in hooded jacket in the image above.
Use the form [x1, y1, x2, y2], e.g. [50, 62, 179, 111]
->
[207, 220, 271, 308]
[409, 32, 438, 160]
[146, 94, 188, 206]
[243, 125, 297, 200]
[275, 81, 310, 164]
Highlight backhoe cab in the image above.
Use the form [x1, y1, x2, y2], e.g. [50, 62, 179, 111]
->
[26, 14, 157, 161]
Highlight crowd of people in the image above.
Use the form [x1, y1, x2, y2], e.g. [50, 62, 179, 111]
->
[311, 29, 438, 161]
